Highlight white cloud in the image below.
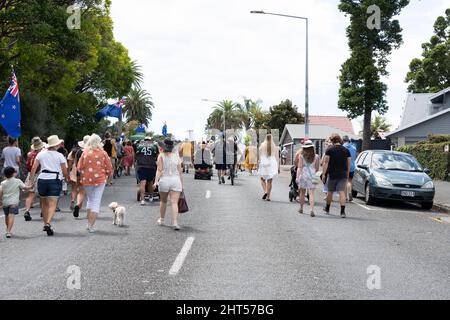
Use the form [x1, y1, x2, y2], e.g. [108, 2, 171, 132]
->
[110, 0, 449, 139]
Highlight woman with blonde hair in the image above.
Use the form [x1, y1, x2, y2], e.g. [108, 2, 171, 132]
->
[77, 134, 112, 232]
[296, 140, 320, 217]
[258, 134, 279, 201]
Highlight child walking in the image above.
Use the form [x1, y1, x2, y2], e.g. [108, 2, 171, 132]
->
[0, 167, 30, 238]
[296, 141, 320, 217]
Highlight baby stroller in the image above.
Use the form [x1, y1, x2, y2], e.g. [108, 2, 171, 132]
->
[135, 164, 160, 202]
[289, 166, 299, 202]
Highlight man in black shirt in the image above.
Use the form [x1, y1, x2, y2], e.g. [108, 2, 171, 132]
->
[322, 133, 351, 218]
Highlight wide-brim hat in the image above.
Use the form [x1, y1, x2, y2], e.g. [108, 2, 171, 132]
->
[30, 137, 45, 151]
[78, 135, 91, 148]
[47, 135, 64, 148]
[302, 140, 314, 149]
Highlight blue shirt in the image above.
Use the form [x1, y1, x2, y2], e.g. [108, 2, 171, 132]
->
[344, 143, 357, 173]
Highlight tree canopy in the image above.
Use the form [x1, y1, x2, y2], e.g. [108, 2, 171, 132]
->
[405, 8, 450, 93]
[338, 0, 409, 150]
[0, 0, 142, 147]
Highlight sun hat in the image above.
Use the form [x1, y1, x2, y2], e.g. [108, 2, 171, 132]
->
[302, 140, 314, 149]
[30, 137, 45, 151]
[144, 136, 152, 141]
[47, 135, 64, 148]
[78, 135, 91, 149]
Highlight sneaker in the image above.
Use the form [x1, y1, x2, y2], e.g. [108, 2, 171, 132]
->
[173, 224, 181, 231]
[157, 218, 165, 226]
[221, 177, 225, 184]
[88, 226, 96, 233]
[24, 211, 32, 222]
[140, 200, 146, 206]
[310, 211, 316, 217]
[56, 207, 61, 212]
[73, 205, 80, 218]
[6, 233, 12, 239]
[341, 212, 346, 219]
[298, 208, 304, 214]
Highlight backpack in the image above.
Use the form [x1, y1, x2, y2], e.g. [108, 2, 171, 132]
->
[26, 150, 39, 172]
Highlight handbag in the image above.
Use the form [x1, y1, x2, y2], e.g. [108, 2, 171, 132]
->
[178, 191, 189, 214]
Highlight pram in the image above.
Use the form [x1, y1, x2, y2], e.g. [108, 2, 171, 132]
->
[194, 165, 213, 180]
[289, 166, 299, 202]
[194, 148, 213, 180]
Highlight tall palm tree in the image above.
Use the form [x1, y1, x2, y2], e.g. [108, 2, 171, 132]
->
[206, 100, 243, 131]
[237, 98, 264, 130]
[130, 60, 144, 89]
[359, 115, 392, 138]
[123, 88, 154, 126]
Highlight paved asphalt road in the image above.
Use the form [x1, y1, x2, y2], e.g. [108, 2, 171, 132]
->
[0, 171, 449, 300]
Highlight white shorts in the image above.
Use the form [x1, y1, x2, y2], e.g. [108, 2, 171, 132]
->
[159, 176, 182, 193]
[84, 184, 106, 213]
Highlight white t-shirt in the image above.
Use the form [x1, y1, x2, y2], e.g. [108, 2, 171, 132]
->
[36, 150, 67, 180]
[0, 178, 26, 207]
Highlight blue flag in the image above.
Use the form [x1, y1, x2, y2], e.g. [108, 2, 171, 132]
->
[162, 123, 168, 137]
[95, 99, 124, 121]
[135, 123, 145, 133]
[0, 72, 21, 138]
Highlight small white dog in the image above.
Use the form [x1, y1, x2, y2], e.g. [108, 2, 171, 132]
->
[109, 202, 126, 227]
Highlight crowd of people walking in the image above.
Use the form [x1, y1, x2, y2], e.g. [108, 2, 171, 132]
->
[0, 130, 356, 239]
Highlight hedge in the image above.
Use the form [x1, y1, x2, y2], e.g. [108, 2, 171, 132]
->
[398, 142, 450, 181]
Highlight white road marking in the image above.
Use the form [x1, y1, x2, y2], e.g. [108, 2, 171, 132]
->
[169, 236, 195, 276]
[205, 190, 211, 199]
[157, 269, 164, 273]
[144, 292, 155, 295]
[142, 280, 150, 283]
[352, 201, 375, 211]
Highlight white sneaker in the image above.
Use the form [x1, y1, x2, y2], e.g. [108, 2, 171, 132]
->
[173, 224, 181, 231]
[88, 226, 96, 233]
[157, 218, 165, 226]
[140, 200, 146, 206]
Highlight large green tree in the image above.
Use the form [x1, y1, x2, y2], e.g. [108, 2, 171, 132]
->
[338, 0, 409, 151]
[206, 100, 244, 131]
[405, 8, 450, 93]
[0, 0, 142, 147]
[265, 99, 304, 134]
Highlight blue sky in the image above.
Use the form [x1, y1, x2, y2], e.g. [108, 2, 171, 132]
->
[111, 0, 448, 140]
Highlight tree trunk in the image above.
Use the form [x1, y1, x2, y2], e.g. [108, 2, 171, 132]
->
[362, 108, 372, 151]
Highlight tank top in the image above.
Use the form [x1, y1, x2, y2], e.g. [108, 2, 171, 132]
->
[161, 153, 180, 177]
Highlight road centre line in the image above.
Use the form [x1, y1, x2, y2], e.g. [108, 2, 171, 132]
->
[169, 236, 195, 276]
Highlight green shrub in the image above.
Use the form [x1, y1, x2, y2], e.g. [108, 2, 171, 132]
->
[398, 142, 450, 181]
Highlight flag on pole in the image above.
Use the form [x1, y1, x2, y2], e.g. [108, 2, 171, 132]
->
[162, 122, 168, 137]
[0, 71, 21, 138]
[95, 99, 124, 121]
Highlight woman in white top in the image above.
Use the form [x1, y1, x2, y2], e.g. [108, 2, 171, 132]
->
[154, 139, 183, 230]
[28, 135, 69, 236]
[258, 134, 279, 202]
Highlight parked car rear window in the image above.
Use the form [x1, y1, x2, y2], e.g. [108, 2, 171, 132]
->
[372, 153, 423, 172]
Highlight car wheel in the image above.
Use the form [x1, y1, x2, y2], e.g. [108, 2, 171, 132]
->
[365, 184, 375, 205]
[421, 202, 433, 210]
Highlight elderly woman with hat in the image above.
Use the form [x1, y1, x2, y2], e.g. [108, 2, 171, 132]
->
[28, 135, 69, 236]
[154, 139, 183, 230]
[295, 140, 320, 217]
[23, 137, 45, 222]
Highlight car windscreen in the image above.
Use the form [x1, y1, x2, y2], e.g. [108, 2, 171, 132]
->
[371, 153, 423, 172]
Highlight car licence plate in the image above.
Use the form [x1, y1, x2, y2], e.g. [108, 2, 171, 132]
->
[401, 191, 415, 197]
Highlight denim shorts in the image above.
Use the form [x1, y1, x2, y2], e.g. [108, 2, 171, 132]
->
[137, 168, 156, 182]
[38, 179, 62, 198]
[3, 206, 19, 216]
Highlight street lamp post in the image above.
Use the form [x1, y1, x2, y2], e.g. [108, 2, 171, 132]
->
[201, 99, 226, 133]
[250, 10, 310, 138]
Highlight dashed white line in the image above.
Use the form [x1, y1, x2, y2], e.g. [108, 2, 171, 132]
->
[205, 190, 212, 199]
[169, 236, 195, 276]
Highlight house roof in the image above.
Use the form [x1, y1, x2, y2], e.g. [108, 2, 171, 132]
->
[430, 86, 450, 103]
[399, 93, 434, 129]
[281, 124, 357, 144]
[386, 107, 450, 137]
[309, 115, 355, 134]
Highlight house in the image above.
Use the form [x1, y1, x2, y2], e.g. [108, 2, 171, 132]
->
[280, 116, 356, 165]
[387, 87, 450, 146]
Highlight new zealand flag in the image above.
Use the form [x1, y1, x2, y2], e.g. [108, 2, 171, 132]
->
[0, 72, 21, 138]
